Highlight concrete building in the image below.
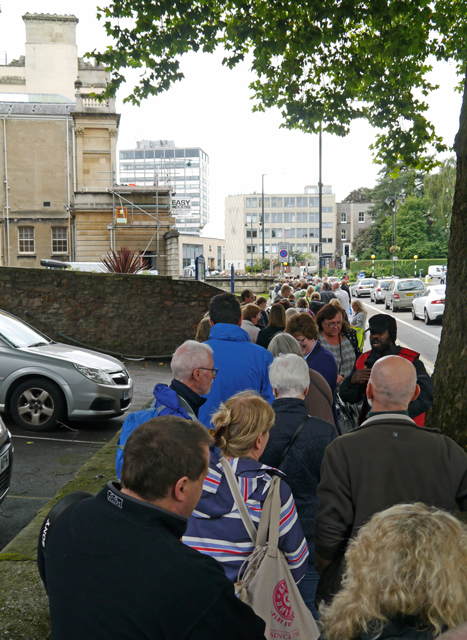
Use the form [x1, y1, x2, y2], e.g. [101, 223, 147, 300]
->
[225, 186, 337, 273]
[179, 235, 225, 274]
[0, 13, 176, 274]
[119, 139, 210, 235]
[336, 202, 373, 269]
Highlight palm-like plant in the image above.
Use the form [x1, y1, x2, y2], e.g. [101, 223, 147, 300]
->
[100, 247, 149, 273]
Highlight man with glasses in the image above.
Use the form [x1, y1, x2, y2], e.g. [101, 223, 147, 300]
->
[116, 340, 215, 478]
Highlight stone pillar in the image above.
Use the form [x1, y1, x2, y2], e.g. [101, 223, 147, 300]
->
[164, 230, 180, 277]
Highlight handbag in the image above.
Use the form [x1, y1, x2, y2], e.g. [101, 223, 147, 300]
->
[220, 459, 319, 639]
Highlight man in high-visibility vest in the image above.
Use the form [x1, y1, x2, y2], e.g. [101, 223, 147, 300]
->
[339, 314, 433, 426]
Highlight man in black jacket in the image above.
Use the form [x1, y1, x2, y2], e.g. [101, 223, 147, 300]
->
[38, 417, 266, 640]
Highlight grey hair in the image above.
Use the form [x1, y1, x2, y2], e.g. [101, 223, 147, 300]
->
[269, 354, 310, 398]
[286, 307, 298, 321]
[268, 333, 302, 358]
[171, 340, 213, 382]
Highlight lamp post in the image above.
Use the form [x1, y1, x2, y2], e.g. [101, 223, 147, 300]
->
[371, 254, 376, 278]
[414, 255, 418, 277]
[385, 194, 404, 276]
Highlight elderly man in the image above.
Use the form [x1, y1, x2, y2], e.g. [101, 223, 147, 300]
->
[198, 292, 274, 428]
[116, 340, 215, 477]
[315, 355, 467, 600]
[39, 417, 266, 639]
[339, 313, 433, 425]
[331, 281, 350, 309]
[261, 353, 336, 619]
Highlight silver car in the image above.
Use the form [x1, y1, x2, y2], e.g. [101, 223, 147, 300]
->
[351, 278, 376, 297]
[385, 278, 425, 311]
[0, 309, 133, 432]
[0, 415, 13, 504]
[370, 279, 392, 304]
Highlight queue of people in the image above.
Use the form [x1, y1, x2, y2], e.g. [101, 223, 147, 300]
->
[38, 287, 467, 640]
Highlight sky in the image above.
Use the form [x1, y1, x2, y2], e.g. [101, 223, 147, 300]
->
[0, 1, 463, 238]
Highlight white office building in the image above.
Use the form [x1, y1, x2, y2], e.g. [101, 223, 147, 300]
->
[119, 139, 210, 235]
[225, 186, 336, 272]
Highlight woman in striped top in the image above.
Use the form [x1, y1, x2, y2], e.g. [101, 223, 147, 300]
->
[183, 391, 309, 584]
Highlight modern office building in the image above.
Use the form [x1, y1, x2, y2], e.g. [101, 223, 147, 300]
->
[119, 139, 210, 235]
[225, 186, 337, 272]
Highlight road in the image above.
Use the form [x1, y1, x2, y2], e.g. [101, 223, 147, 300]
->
[0, 358, 172, 550]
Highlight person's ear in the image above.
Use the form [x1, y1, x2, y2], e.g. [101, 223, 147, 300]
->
[303, 386, 310, 396]
[237, 317, 243, 327]
[273, 387, 279, 399]
[173, 476, 189, 503]
[411, 384, 420, 402]
[209, 319, 214, 327]
[366, 381, 374, 401]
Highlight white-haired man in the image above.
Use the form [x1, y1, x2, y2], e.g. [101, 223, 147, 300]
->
[116, 340, 215, 477]
[315, 355, 467, 603]
[260, 353, 337, 620]
[331, 281, 350, 309]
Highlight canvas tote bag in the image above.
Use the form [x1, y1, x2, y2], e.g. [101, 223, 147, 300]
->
[220, 458, 319, 640]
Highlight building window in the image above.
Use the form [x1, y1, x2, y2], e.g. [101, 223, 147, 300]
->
[322, 222, 333, 228]
[341, 212, 347, 223]
[246, 214, 257, 223]
[264, 228, 270, 239]
[271, 244, 278, 254]
[246, 244, 257, 254]
[271, 212, 283, 223]
[323, 237, 333, 243]
[284, 197, 295, 208]
[309, 244, 319, 252]
[297, 212, 308, 223]
[309, 229, 319, 238]
[341, 229, 347, 241]
[263, 213, 270, 223]
[309, 213, 319, 223]
[284, 228, 295, 238]
[309, 197, 319, 207]
[217, 246, 221, 268]
[271, 228, 283, 238]
[18, 227, 35, 254]
[246, 197, 258, 208]
[52, 227, 68, 254]
[259, 197, 270, 208]
[297, 197, 308, 207]
[246, 229, 258, 238]
[297, 228, 308, 238]
[284, 213, 295, 223]
[182, 243, 203, 267]
[323, 207, 333, 213]
[271, 197, 283, 207]
[359, 212, 365, 223]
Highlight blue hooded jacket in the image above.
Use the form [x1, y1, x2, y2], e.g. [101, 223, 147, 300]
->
[198, 323, 275, 428]
[116, 383, 192, 478]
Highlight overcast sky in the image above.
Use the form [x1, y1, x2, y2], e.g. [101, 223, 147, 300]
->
[1, 1, 462, 238]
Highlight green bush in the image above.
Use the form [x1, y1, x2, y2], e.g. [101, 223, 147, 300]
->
[350, 258, 446, 278]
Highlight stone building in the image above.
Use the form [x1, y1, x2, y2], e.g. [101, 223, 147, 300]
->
[336, 202, 373, 269]
[0, 13, 175, 274]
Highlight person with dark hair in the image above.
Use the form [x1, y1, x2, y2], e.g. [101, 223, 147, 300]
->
[339, 313, 433, 425]
[255, 296, 269, 328]
[256, 302, 287, 348]
[198, 292, 274, 428]
[240, 288, 255, 305]
[319, 282, 336, 304]
[38, 417, 266, 640]
[309, 291, 325, 316]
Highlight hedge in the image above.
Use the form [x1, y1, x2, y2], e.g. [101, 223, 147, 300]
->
[349, 259, 447, 278]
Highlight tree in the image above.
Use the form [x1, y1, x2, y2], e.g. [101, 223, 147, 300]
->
[92, 1, 467, 444]
[342, 188, 372, 203]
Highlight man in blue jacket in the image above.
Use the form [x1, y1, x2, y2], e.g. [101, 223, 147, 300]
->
[116, 340, 215, 477]
[198, 292, 274, 428]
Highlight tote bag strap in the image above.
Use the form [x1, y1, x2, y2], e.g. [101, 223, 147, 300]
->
[219, 457, 257, 544]
[256, 475, 282, 552]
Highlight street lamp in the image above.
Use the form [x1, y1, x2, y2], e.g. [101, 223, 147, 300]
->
[414, 255, 418, 277]
[371, 255, 376, 278]
[385, 194, 404, 276]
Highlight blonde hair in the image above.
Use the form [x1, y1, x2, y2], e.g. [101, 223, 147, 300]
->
[351, 299, 367, 316]
[210, 391, 275, 458]
[306, 285, 315, 297]
[320, 503, 467, 640]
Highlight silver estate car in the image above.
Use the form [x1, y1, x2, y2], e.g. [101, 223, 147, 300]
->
[0, 309, 133, 432]
[385, 278, 425, 311]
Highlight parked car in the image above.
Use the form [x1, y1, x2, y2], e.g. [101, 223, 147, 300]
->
[385, 278, 425, 311]
[0, 415, 13, 505]
[350, 278, 377, 297]
[412, 284, 446, 324]
[370, 278, 392, 304]
[0, 309, 133, 432]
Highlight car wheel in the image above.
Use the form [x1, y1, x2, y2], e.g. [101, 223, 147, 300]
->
[424, 309, 433, 325]
[412, 306, 417, 320]
[391, 300, 398, 312]
[10, 378, 66, 432]
[385, 299, 389, 309]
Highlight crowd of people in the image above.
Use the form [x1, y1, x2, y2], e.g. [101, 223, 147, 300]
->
[37, 281, 467, 640]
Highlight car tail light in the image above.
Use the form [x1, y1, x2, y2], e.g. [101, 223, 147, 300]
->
[432, 299, 445, 305]
[394, 293, 400, 299]
[359, 286, 363, 289]
[377, 287, 381, 292]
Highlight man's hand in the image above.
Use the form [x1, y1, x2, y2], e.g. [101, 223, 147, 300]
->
[337, 374, 345, 384]
[350, 367, 371, 384]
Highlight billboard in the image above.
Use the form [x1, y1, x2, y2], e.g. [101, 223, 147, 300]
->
[171, 197, 192, 217]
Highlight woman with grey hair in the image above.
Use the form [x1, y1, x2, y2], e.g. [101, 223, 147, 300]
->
[268, 333, 336, 427]
[260, 353, 337, 621]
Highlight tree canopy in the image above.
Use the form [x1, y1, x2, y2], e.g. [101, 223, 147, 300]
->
[93, 0, 466, 170]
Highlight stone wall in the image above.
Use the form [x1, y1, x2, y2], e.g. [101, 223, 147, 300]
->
[0, 267, 223, 357]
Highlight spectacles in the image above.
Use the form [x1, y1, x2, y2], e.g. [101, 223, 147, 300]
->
[194, 367, 218, 378]
[324, 321, 343, 328]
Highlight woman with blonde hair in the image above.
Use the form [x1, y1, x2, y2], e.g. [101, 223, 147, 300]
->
[351, 298, 368, 330]
[183, 391, 308, 584]
[320, 503, 467, 640]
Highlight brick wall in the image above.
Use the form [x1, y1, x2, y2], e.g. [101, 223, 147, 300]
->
[0, 267, 223, 357]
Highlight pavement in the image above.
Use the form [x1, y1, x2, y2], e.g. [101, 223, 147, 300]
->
[0, 358, 173, 639]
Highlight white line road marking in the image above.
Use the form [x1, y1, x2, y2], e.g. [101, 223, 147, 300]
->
[11, 434, 103, 445]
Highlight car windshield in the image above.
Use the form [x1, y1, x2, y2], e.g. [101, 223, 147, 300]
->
[399, 280, 424, 291]
[0, 311, 52, 348]
[379, 281, 390, 289]
[361, 280, 375, 285]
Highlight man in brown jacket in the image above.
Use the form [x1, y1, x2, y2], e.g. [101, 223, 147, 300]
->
[315, 355, 467, 577]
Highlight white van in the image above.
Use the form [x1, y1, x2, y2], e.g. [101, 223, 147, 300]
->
[428, 265, 447, 279]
